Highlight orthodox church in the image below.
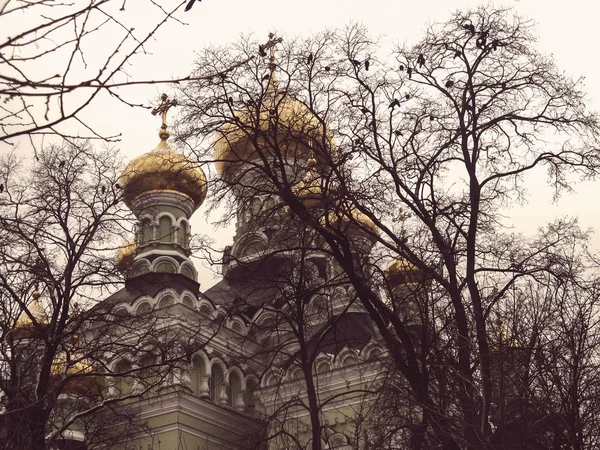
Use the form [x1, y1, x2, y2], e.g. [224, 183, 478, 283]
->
[48, 36, 420, 450]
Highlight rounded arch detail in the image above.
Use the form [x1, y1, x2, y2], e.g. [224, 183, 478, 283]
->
[230, 231, 269, 259]
[151, 256, 178, 274]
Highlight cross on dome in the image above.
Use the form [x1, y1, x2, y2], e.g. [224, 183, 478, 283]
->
[259, 33, 283, 73]
[151, 93, 178, 140]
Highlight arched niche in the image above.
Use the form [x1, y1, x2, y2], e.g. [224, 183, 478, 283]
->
[180, 261, 197, 280]
[136, 302, 152, 315]
[199, 302, 212, 317]
[250, 197, 262, 216]
[230, 320, 243, 334]
[210, 363, 226, 404]
[315, 356, 331, 374]
[152, 257, 177, 274]
[131, 259, 151, 278]
[181, 295, 194, 309]
[113, 307, 128, 317]
[229, 369, 243, 409]
[231, 232, 268, 259]
[158, 295, 174, 309]
[158, 215, 172, 243]
[328, 433, 351, 449]
[178, 220, 189, 247]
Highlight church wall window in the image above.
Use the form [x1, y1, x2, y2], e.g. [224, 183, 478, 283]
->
[210, 363, 225, 404]
[178, 221, 188, 246]
[230, 320, 243, 334]
[155, 262, 176, 273]
[158, 295, 174, 308]
[136, 302, 152, 315]
[158, 216, 172, 243]
[199, 303, 212, 317]
[229, 371, 242, 409]
[181, 295, 194, 308]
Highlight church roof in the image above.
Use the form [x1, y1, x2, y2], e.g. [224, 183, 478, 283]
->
[202, 277, 283, 320]
[101, 273, 200, 308]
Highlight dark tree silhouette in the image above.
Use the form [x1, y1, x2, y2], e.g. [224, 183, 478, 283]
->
[175, 5, 600, 449]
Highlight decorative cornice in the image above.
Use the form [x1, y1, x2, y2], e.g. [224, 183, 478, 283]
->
[131, 190, 196, 218]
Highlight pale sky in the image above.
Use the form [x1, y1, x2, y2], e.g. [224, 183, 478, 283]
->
[4, 0, 600, 288]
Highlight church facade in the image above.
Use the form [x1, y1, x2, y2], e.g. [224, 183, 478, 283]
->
[86, 49, 417, 450]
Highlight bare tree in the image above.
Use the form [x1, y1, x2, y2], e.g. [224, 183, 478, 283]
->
[0, 0, 254, 151]
[0, 142, 203, 450]
[176, 5, 600, 449]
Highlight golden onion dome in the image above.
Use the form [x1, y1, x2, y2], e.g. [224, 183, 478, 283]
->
[115, 240, 136, 273]
[214, 73, 332, 179]
[386, 258, 423, 287]
[320, 209, 379, 244]
[120, 138, 207, 211]
[14, 291, 50, 337]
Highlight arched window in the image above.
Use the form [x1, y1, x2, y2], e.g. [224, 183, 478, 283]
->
[158, 216, 172, 243]
[229, 371, 242, 409]
[181, 266, 194, 279]
[113, 307, 128, 318]
[179, 221, 188, 247]
[136, 302, 152, 315]
[158, 295, 174, 309]
[154, 258, 176, 273]
[199, 304, 212, 317]
[181, 296, 194, 308]
[316, 360, 330, 374]
[328, 433, 350, 449]
[230, 321, 243, 334]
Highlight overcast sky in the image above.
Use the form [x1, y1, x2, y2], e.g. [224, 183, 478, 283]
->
[6, 0, 600, 288]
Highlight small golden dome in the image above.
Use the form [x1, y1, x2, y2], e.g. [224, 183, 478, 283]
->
[115, 240, 136, 272]
[386, 258, 423, 287]
[321, 209, 379, 244]
[51, 353, 104, 395]
[120, 139, 207, 211]
[214, 74, 332, 179]
[14, 291, 50, 337]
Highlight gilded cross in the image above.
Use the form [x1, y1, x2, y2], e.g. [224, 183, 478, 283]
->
[152, 93, 177, 129]
[259, 33, 283, 60]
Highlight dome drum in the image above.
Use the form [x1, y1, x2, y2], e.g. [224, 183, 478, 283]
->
[129, 189, 197, 219]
